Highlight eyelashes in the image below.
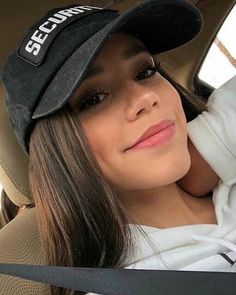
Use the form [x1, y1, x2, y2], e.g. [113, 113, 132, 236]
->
[77, 60, 161, 113]
[134, 61, 160, 81]
[78, 89, 108, 112]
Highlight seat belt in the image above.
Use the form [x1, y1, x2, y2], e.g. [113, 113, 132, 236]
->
[0, 263, 236, 294]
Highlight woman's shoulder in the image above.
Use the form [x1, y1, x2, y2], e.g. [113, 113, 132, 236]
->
[187, 75, 236, 186]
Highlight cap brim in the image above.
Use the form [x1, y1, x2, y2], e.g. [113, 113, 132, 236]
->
[32, 0, 202, 119]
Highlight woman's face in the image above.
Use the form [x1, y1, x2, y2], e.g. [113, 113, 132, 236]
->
[69, 33, 190, 192]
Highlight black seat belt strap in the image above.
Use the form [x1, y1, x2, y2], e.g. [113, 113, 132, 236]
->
[0, 263, 236, 295]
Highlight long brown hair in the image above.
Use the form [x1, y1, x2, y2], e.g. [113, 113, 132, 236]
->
[29, 65, 206, 295]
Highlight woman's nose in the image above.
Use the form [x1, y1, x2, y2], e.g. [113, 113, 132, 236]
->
[124, 83, 160, 121]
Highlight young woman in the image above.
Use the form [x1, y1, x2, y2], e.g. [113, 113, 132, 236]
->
[2, 1, 236, 294]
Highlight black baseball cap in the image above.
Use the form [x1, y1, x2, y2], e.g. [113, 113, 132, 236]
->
[2, 0, 203, 154]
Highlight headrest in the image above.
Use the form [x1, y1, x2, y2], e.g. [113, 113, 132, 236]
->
[0, 84, 32, 206]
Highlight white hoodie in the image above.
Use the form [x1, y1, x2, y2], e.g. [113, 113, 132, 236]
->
[125, 75, 236, 272]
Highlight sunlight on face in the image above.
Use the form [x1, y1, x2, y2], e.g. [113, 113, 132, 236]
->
[69, 33, 190, 192]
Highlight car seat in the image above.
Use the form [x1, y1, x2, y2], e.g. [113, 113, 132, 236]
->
[0, 84, 50, 294]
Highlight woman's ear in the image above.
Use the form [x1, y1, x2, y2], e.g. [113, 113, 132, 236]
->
[177, 137, 219, 197]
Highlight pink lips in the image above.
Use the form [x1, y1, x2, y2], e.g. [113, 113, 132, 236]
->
[125, 120, 176, 151]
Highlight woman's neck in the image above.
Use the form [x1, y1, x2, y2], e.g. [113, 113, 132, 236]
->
[120, 183, 217, 228]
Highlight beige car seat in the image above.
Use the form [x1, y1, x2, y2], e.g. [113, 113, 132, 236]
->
[0, 85, 50, 294]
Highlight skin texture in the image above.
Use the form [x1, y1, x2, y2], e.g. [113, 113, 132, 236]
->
[178, 138, 220, 197]
[69, 33, 217, 228]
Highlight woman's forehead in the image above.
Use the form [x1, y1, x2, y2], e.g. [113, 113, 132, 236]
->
[80, 35, 152, 84]
[94, 33, 149, 62]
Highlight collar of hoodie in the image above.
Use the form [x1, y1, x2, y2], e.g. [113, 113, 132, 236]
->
[192, 234, 236, 252]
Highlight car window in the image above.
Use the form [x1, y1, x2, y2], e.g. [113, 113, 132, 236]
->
[198, 4, 236, 89]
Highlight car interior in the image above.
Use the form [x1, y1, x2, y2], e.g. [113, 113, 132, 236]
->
[0, 0, 236, 294]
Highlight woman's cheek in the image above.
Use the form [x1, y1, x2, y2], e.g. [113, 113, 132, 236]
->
[82, 116, 116, 158]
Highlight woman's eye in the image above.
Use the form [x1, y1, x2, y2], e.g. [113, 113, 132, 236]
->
[79, 91, 108, 112]
[135, 65, 159, 81]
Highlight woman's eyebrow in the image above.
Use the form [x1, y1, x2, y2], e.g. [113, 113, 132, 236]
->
[122, 45, 149, 60]
[83, 66, 103, 81]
